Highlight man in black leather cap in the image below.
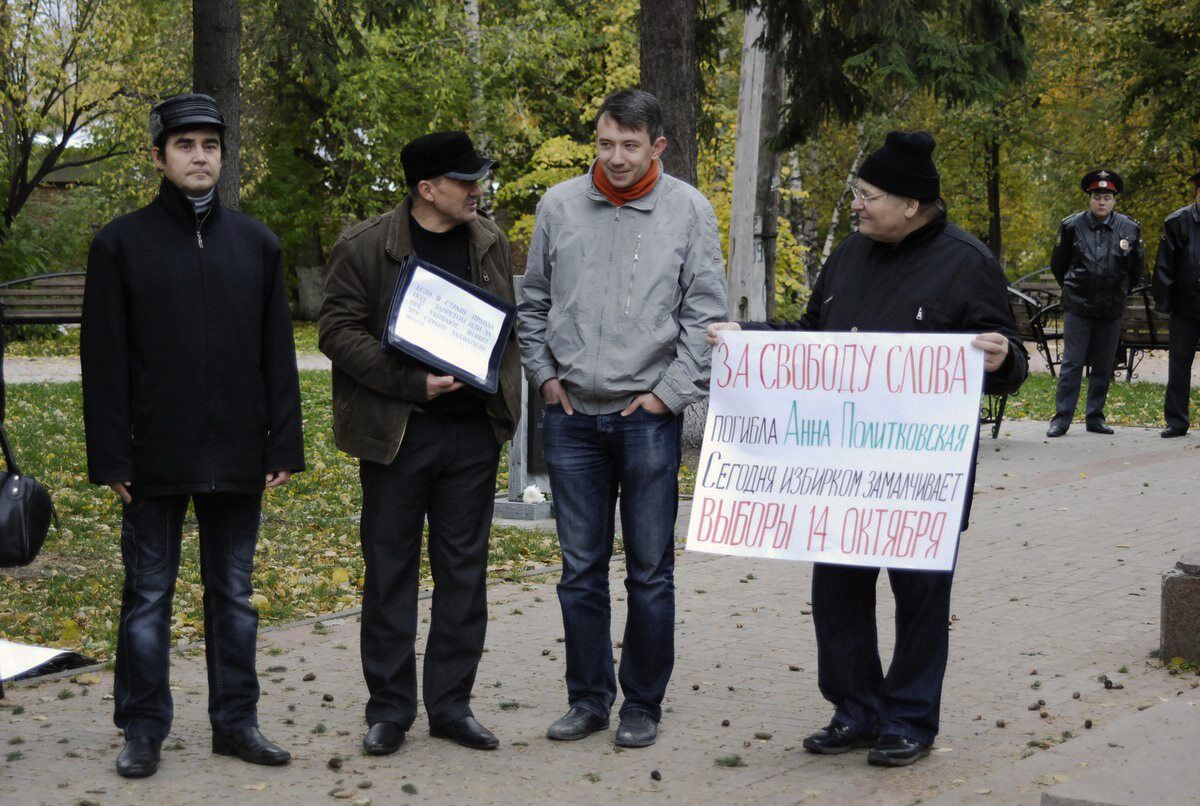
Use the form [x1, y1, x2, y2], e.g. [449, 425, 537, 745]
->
[1153, 171, 1200, 437]
[319, 131, 520, 755]
[708, 131, 1027, 767]
[1046, 170, 1145, 438]
[81, 93, 304, 778]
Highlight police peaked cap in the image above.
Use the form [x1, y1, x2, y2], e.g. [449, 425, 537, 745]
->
[1080, 169, 1123, 194]
[149, 93, 226, 146]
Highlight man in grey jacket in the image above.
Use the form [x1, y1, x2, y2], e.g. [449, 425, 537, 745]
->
[518, 88, 727, 749]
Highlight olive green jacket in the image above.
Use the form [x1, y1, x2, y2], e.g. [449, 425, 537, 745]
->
[318, 197, 521, 464]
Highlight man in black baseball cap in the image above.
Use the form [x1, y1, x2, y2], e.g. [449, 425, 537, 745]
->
[1047, 168, 1145, 437]
[1153, 171, 1200, 436]
[320, 130, 520, 756]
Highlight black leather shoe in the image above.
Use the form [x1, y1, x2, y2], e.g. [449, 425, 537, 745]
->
[1046, 423, 1068, 438]
[614, 711, 657, 748]
[363, 721, 405, 756]
[1086, 421, 1114, 435]
[546, 706, 609, 741]
[211, 726, 291, 765]
[430, 715, 499, 750]
[867, 733, 932, 767]
[802, 720, 878, 755]
[1162, 426, 1188, 438]
[116, 736, 161, 778]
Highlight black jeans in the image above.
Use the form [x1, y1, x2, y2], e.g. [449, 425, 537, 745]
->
[1051, 312, 1122, 428]
[1165, 314, 1200, 431]
[114, 492, 263, 741]
[812, 563, 954, 746]
[358, 411, 500, 730]
[541, 406, 682, 721]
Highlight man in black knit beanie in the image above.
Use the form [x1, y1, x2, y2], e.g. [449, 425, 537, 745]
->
[708, 130, 1028, 767]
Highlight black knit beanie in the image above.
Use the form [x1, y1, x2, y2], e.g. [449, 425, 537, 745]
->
[857, 130, 941, 202]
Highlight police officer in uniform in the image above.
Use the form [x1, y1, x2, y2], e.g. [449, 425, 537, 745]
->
[1153, 171, 1200, 437]
[1046, 170, 1145, 437]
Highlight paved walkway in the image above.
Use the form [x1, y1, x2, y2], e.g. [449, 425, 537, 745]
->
[2, 420, 1198, 804]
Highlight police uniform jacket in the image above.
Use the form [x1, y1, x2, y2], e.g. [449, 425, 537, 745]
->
[1050, 211, 1144, 319]
[1152, 202, 1200, 319]
[741, 211, 1029, 531]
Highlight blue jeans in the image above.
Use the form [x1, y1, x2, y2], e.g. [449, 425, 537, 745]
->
[542, 406, 682, 721]
[113, 493, 263, 741]
[812, 563, 954, 746]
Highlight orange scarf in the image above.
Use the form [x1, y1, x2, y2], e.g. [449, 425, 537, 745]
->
[592, 159, 662, 206]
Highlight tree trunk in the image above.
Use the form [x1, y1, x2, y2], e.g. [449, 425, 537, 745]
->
[820, 122, 868, 266]
[727, 9, 769, 320]
[984, 115, 1002, 262]
[791, 146, 821, 289]
[639, 0, 698, 186]
[757, 49, 784, 320]
[193, 0, 242, 209]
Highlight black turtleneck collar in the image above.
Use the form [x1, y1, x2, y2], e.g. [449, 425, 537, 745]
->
[155, 178, 222, 230]
[871, 208, 948, 256]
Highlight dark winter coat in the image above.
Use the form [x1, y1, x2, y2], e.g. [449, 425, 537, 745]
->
[1152, 202, 1200, 319]
[740, 212, 1029, 531]
[81, 180, 305, 497]
[1050, 211, 1145, 319]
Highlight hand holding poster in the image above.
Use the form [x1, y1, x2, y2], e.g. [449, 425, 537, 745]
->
[685, 331, 984, 571]
[384, 256, 516, 393]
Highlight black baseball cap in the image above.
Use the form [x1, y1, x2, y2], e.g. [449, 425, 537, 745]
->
[401, 131, 496, 188]
[149, 93, 226, 147]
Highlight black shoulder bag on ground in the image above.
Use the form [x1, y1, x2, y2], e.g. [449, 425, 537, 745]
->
[0, 423, 56, 568]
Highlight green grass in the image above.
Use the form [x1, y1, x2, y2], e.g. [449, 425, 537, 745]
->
[0, 371, 556, 661]
[1002, 372, 1170, 428]
[4, 321, 322, 358]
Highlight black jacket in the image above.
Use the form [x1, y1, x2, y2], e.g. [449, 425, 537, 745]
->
[741, 213, 1029, 531]
[81, 180, 305, 496]
[1152, 202, 1200, 319]
[1050, 211, 1145, 318]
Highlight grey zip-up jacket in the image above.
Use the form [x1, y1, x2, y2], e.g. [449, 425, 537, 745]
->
[518, 166, 728, 414]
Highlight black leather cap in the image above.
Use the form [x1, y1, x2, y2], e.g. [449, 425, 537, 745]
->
[401, 131, 496, 188]
[149, 93, 225, 146]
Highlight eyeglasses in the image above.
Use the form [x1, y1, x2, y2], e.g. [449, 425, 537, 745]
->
[846, 182, 888, 204]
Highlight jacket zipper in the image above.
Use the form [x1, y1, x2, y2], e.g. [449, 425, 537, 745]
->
[593, 206, 621, 399]
[624, 234, 642, 315]
[195, 207, 216, 490]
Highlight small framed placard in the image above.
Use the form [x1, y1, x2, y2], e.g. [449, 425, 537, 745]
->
[382, 255, 516, 394]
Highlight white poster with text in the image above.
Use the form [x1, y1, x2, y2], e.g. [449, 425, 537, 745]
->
[685, 330, 985, 571]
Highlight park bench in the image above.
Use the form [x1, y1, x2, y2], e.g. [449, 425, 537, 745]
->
[0, 271, 86, 326]
[1012, 266, 1060, 308]
[980, 288, 1065, 439]
[1115, 284, 1172, 382]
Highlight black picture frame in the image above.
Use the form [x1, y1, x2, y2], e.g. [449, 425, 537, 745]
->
[381, 255, 516, 394]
